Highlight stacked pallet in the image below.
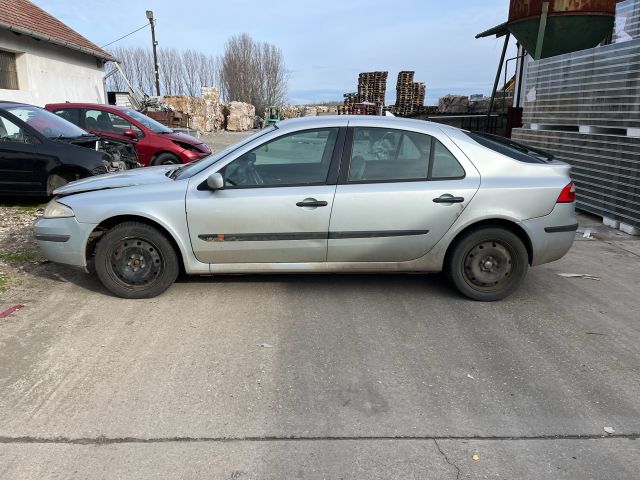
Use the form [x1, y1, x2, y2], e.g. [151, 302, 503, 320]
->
[358, 71, 388, 114]
[394, 71, 426, 116]
[343, 92, 358, 113]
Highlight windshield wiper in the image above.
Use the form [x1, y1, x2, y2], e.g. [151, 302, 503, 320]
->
[167, 166, 184, 179]
[50, 135, 81, 140]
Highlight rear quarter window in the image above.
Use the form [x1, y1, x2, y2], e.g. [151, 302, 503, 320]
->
[465, 131, 549, 164]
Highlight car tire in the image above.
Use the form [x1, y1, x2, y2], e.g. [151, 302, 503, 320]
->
[152, 153, 180, 166]
[447, 227, 529, 302]
[46, 172, 76, 196]
[94, 221, 179, 299]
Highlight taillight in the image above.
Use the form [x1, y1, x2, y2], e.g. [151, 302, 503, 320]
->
[557, 181, 575, 203]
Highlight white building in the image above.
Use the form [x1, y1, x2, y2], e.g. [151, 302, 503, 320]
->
[0, 0, 114, 106]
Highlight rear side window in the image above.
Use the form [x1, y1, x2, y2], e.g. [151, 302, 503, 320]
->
[348, 127, 432, 182]
[347, 127, 465, 182]
[465, 131, 549, 164]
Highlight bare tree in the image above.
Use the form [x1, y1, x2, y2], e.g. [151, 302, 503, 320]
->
[217, 33, 288, 114]
[182, 49, 200, 96]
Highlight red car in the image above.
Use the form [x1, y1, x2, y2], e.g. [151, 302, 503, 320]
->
[45, 103, 211, 166]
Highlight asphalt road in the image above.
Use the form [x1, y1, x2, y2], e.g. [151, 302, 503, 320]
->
[0, 214, 639, 479]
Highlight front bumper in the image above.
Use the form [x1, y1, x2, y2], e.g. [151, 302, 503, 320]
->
[519, 203, 577, 266]
[33, 216, 97, 270]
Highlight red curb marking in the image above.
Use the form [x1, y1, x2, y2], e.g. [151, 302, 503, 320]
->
[0, 304, 23, 318]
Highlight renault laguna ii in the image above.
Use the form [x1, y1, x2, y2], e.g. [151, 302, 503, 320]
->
[34, 116, 577, 301]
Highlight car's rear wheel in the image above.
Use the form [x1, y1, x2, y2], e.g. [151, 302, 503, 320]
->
[152, 152, 180, 166]
[94, 222, 179, 299]
[447, 227, 528, 301]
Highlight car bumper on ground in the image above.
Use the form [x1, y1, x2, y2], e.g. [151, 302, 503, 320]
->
[519, 203, 578, 266]
[34, 216, 97, 270]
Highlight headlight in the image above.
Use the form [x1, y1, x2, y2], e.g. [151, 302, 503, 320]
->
[43, 200, 74, 218]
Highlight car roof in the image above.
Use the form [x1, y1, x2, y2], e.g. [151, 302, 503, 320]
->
[45, 102, 128, 111]
[0, 101, 37, 109]
[275, 115, 452, 134]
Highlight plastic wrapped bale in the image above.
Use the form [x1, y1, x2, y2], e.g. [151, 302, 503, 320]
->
[438, 95, 469, 114]
[225, 102, 256, 131]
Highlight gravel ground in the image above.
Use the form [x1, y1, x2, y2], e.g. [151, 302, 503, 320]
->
[0, 201, 47, 296]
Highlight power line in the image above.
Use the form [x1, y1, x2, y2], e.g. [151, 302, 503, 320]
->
[100, 23, 150, 49]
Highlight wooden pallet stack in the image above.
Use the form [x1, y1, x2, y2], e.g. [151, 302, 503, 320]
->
[343, 92, 358, 113]
[394, 71, 426, 116]
[358, 71, 388, 114]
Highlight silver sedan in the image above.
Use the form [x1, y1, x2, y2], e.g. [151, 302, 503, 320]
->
[34, 116, 577, 301]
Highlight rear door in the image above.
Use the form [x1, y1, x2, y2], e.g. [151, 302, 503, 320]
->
[186, 127, 345, 264]
[0, 113, 40, 193]
[327, 125, 480, 262]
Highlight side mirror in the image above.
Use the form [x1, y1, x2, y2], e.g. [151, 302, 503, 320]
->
[206, 172, 224, 191]
[123, 129, 138, 141]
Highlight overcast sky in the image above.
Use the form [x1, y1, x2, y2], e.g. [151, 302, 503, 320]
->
[36, 0, 517, 105]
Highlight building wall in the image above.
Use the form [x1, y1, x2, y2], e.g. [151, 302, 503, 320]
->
[0, 29, 105, 106]
[512, 1, 640, 229]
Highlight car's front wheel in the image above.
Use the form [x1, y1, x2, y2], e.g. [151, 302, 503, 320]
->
[152, 152, 180, 166]
[94, 222, 179, 299]
[447, 227, 529, 301]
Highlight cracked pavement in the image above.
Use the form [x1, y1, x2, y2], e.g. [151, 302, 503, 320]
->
[0, 213, 639, 479]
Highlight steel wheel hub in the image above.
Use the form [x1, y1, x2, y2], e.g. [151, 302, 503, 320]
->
[463, 241, 513, 288]
[110, 238, 162, 287]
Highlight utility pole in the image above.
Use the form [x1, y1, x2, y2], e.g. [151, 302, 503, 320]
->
[146, 10, 160, 96]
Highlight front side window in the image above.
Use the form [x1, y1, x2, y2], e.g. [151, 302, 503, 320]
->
[84, 109, 143, 136]
[348, 127, 432, 182]
[0, 115, 30, 144]
[223, 128, 339, 188]
[0, 51, 19, 90]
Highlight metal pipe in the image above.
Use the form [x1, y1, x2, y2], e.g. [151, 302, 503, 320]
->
[534, 1, 550, 60]
[486, 32, 510, 132]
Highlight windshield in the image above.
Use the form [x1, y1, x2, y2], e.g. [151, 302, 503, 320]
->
[121, 108, 173, 133]
[5, 105, 87, 139]
[173, 126, 277, 180]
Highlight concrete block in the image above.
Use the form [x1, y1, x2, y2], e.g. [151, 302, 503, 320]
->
[619, 222, 640, 236]
[603, 216, 620, 229]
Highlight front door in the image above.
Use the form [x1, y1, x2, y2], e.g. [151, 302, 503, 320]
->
[328, 126, 480, 262]
[0, 113, 39, 193]
[186, 127, 343, 264]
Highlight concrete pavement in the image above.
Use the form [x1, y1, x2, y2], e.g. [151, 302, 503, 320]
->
[0, 214, 639, 478]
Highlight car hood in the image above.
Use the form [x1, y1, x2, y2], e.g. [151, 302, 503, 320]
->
[54, 166, 175, 196]
[162, 130, 207, 147]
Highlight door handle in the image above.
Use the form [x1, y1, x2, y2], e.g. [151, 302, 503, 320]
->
[296, 199, 328, 207]
[433, 195, 465, 204]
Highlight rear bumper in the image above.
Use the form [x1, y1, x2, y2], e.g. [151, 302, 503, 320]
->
[33, 216, 97, 270]
[519, 203, 577, 266]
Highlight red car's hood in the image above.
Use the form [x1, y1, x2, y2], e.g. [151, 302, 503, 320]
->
[162, 130, 208, 149]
